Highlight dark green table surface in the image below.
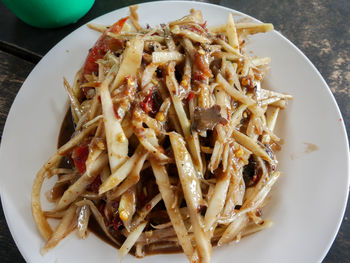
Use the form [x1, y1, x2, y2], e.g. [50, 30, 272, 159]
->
[0, 0, 349, 262]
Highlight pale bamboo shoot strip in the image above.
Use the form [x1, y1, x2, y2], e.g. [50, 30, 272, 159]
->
[77, 204, 91, 239]
[100, 78, 128, 172]
[57, 153, 108, 210]
[111, 37, 144, 91]
[99, 145, 143, 194]
[76, 200, 121, 246]
[166, 67, 203, 176]
[226, 13, 240, 52]
[169, 132, 212, 263]
[119, 222, 148, 259]
[41, 204, 77, 254]
[231, 129, 272, 162]
[204, 170, 231, 231]
[150, 160, 194, 260]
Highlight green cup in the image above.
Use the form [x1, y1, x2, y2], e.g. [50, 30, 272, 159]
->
[2, 0, 95, 28]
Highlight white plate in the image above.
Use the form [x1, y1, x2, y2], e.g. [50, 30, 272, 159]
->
[0, 1, 349, 263]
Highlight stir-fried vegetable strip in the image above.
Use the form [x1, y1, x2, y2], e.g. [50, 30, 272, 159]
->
[31, 6, 291, 263]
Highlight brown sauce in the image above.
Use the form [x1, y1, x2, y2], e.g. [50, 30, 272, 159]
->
[88, 216, 122, 250]
[304, 142, 319, 153]
[48, 183, 68, 201]
[145, 243, 182, 255]
[57, 109, 75, 169]
[58, 109, 76, 148]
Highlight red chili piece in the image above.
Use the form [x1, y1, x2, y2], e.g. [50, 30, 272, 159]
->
[81, 16, 129, 94]
[193, 52, 212, 83]
[89, 175, 102, 194]
[113, 105, 121, 119]
[189, 25, 202, 33]
[72, 142, 90, 174]
[112, 214, 123, 230]
[193, 71, 207, 82]
[186, 91, 195, 102]
[140, 91, 159, 115]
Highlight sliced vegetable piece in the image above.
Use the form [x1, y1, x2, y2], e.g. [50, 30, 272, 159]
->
[100, 78, 128, 172]
[169, 132, 212, 263]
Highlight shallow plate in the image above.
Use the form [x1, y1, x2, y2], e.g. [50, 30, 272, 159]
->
[0, 1, 349, 263]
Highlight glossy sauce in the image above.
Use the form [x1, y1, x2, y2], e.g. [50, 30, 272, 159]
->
[88, 216, 122, 250]
[57, 109, 75, 148]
